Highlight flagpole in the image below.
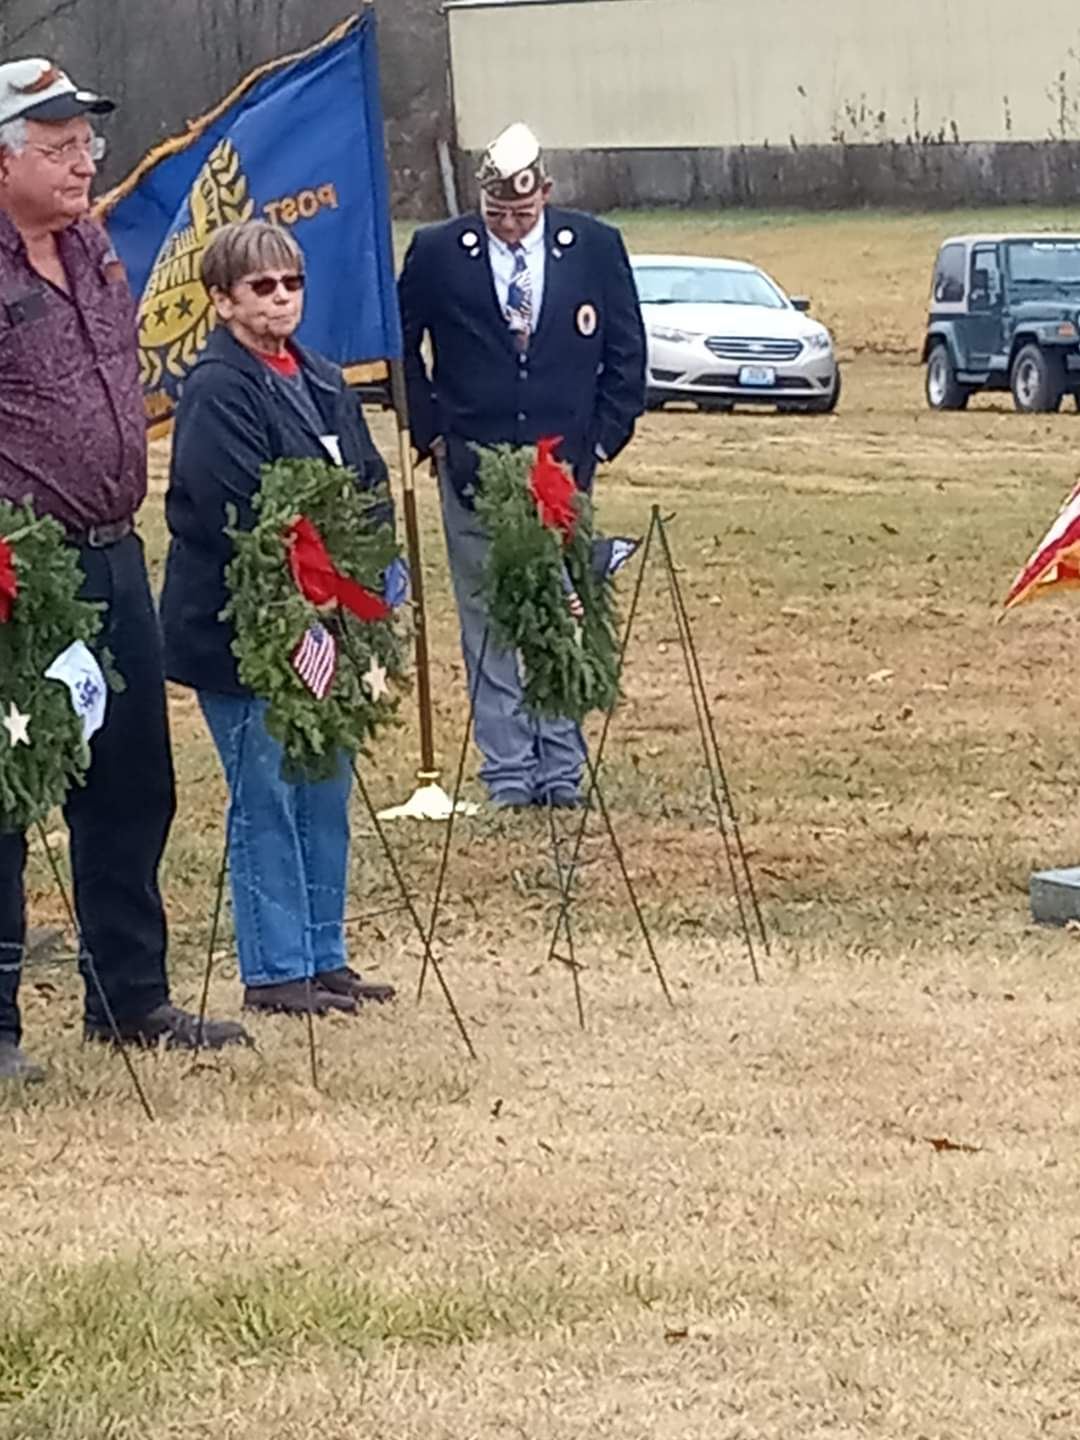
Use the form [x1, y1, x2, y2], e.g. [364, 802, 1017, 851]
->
[393, 359, 437, 780]
[377, 361, 477, 821]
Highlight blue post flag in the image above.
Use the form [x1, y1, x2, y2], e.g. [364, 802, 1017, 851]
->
[99, 12, 401, 431]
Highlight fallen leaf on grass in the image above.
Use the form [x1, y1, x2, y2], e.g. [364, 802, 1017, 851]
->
[924, 1136, 984, 1154]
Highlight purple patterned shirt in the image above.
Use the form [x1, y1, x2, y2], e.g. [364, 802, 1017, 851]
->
[0, 209, 147, 533]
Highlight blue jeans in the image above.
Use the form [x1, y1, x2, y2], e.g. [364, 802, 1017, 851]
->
[198, 693, 351, 988]
[438, 465, 586, 803]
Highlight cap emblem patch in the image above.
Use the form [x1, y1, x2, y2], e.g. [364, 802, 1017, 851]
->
[15, 64, 63, 95]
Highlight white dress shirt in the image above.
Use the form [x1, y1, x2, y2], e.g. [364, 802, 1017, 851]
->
[486, 215, 547, 328]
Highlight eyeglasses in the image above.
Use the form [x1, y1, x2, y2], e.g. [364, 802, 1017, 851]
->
[28, 133, 107, 165]
[484, 201, 540, 222]
[243, 274, 306, 298]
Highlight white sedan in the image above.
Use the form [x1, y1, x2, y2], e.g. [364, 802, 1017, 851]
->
[632, 254, 841, 414]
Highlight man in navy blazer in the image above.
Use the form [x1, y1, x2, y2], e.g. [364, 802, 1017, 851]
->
[399, 123, 646, 809]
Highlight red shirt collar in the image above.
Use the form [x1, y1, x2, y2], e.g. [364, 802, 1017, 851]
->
[260, 347, 301, 378]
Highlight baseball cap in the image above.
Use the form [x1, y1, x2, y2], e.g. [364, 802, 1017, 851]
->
[0, 58, 114, 127]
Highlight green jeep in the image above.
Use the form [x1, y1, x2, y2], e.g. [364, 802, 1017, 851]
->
[923, 234, 1080, 412]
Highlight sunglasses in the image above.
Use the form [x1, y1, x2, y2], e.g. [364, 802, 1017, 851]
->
[484, 204, 539, 222]
[244, 273, 305, 298]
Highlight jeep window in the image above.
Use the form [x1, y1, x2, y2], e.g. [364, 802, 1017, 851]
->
[970, 246, 1002, 311]
[932, 244, 966, 304]
[1006, 239, 1080, 296]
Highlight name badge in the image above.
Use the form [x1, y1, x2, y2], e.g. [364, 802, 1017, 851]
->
[321, 434, 344, 466]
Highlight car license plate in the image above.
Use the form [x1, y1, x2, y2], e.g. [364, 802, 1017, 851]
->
[739, 364, 776, 387]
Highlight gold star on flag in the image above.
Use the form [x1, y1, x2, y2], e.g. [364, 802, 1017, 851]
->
[362, 656, 389, 702]
[3, 702, 31, 748]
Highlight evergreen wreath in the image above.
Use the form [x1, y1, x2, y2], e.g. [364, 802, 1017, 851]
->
[0, 501, 110, 831]
[224, 457, 405, 783]
[474, 442, 620, 723]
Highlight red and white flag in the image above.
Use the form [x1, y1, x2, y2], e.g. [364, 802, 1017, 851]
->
[1004, 481, 1080, 611]
[291, 622, 337, 699]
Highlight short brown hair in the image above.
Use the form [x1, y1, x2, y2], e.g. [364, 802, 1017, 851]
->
[200, 220, 303, 294]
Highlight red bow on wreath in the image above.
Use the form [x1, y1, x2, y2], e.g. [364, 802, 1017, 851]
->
[531, 437, 577, 541]
[285, 517, 390, 622]
[0, 537, 16, 624]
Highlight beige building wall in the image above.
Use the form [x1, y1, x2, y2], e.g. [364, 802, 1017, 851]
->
[448, 0, 1080, 151]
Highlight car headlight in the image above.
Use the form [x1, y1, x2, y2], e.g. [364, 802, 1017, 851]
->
[650, 326, 702, 345]
[803, 331, 833, 353]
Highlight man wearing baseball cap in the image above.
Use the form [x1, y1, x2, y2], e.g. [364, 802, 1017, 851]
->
[0, 59, 250, 1081]
[399, 123, 646, 810]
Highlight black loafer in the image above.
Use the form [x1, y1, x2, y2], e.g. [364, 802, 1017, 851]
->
[316, 967, 396, 1004]
[85, 1002, 254, 1050]
[0, 1040, 45, 1083]
[490, 787, 534, 810]
[243, 981, 357, 1017]
[541, 789, 583, 810]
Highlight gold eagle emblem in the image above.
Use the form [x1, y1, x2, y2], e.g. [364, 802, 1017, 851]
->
[138, 139, 254, 393]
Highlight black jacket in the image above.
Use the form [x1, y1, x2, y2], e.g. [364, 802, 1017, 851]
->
[399, 206, 646, 503]
[161, 327, 389, 696]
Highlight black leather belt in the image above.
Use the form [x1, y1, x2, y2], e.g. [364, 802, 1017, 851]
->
[73, 518, 134, 548]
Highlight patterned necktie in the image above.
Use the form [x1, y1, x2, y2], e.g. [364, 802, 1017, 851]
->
[505, 244, 533, 342]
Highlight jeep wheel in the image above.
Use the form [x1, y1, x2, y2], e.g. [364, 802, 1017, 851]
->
[925, 345, 969, 411]
[1011, 344, 1064, 413]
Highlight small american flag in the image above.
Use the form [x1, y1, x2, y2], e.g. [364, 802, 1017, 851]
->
[291, 623, 337, 699]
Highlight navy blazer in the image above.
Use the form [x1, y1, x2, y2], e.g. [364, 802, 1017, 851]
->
[399, 206, 646, 503]
[161, 327, 390, 697]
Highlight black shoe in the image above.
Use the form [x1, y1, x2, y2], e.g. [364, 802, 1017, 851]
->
[84, 1002, 253, 1050]
[541, 789, 583, 810]
[25, 926, 66, 962]
[490, 787, 534, 811]
[243, 980, 357, 1017]
[316, 967, 396, 1004]
[0, 1040, 45, 1083]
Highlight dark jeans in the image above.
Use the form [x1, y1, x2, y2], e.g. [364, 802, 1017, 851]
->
[0, 534, 175, 1044]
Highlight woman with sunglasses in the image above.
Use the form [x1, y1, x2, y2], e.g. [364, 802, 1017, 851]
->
[161, 219, 397, 1019]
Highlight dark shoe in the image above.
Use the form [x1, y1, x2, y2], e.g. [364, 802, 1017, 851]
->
[25, 926, 66, 961]
[542, 788, 583, 810]
[490, 787, 534, 811]
[317, 967, 396, 1004]
[243, 981, 357, 1017]
[84, 1002, 254, 1050]
[0, 1040, 45, 1084]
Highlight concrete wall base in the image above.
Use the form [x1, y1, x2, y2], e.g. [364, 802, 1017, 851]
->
[457, 141, 1080, 214]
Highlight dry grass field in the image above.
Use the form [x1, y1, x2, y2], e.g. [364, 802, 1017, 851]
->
[7, 207, 1080, 1438]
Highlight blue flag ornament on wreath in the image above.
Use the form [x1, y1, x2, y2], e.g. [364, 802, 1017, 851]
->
[97, 11, 401, 435]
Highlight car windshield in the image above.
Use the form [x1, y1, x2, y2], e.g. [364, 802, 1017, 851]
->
[634, 265, 787, 309]
[1007, 240, 1080, 294]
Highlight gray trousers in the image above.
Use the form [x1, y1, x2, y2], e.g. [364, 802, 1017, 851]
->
[438, 469, 586, 803]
